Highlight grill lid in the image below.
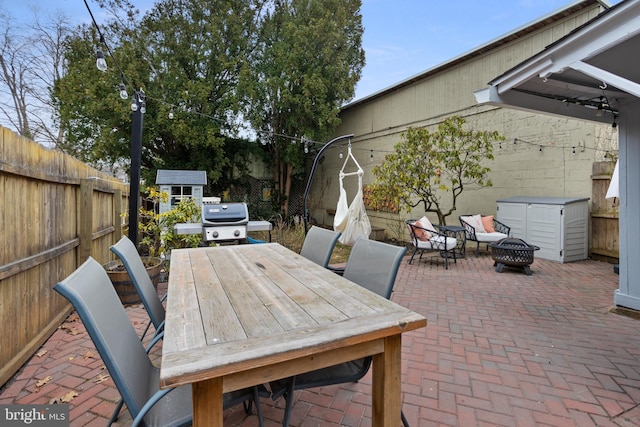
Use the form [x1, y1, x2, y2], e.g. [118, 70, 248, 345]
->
[202, 203, 248, 224]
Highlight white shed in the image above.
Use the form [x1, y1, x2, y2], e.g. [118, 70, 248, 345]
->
[496, 196, 589, 263]
[155, 170, 207, 214]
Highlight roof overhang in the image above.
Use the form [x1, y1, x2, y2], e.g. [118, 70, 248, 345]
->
[475, 0, 640, 125]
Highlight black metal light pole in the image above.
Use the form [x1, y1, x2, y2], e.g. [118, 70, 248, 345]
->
[128, 90, 144, 246]
[302, 134, 354, 234]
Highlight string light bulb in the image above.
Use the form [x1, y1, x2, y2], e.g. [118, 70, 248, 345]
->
[136, 89, 146, 114]
[370, 150, 373, 162]
[572, 146, 576, 155]
[96, 49, 107, 72]
[168, 108, 174, 119]
[339, 148, 343, 159]
[595, 96, 604, 117]
[119, 83, 128, 99]
[131, 100, 138, 112]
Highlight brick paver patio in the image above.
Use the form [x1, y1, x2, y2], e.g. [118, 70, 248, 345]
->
[2, 249, 640, 426]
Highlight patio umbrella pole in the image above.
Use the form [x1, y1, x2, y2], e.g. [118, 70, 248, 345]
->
[303, 134, 354, 234]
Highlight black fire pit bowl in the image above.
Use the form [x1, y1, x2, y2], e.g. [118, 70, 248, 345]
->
[489, 237, 540, 276]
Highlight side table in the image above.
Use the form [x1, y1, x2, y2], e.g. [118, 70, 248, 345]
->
[437, 225, 466, 259]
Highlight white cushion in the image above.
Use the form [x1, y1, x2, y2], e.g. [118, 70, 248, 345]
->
[418, 215, 436, 231]
[416, 235, 457, 251]
[475, 232, 508, 243]
[461, 214, 486, 233]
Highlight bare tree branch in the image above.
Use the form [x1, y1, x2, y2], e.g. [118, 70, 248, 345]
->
[0, 7, 69, 147]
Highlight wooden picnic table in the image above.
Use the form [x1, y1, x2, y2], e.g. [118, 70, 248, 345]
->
[160, 243, 426, 426]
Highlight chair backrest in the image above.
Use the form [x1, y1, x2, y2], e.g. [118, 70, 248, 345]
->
[111, 236, 165, 330]
[343, 238, 407, 299]
[54, 257, 158, 418]
[299, 226, 341, 268]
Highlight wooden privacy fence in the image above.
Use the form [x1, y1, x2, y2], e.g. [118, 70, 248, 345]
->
[591, 161, 619, 262]
[0, 127, 129, 387]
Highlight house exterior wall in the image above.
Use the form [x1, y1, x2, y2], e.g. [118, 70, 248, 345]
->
[310, 2, 617, 240]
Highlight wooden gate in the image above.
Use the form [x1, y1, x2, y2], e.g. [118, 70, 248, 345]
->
[591, 161, 619, 262]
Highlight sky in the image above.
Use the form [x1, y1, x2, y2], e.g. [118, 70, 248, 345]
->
[4, 0, 624, 102]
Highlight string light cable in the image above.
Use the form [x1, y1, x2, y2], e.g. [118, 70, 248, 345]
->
[85, 1, 615, 163]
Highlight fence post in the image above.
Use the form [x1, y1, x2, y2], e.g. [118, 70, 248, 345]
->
[78, 179, 94, 266]
[114, 188, 123, 242]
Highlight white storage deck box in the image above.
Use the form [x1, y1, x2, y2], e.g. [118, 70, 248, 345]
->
[496, 196, 589, 263]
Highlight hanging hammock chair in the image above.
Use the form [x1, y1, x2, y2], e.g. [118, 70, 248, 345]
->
[333, 144, 371, 245]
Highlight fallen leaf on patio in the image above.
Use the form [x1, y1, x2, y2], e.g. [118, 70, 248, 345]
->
[49, 391, 78, 405]
[34, 376, 52, 391]
[94, 374, 110, 383]
[36, 349, 48, 358]
[68, 356, 75, 361]
[59, 324, 81, 335]
[61, 391, 78, 403]
[83, 351, 96, 359]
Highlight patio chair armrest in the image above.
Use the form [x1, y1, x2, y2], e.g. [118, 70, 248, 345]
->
[429, 226, 453, 250]
[145, 330, 164, 353]
[493, 219, 510, 235]
[458, 216, 478, 240]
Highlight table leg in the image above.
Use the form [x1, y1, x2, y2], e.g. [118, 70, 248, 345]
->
[192, 378, 223, 427]
[372, 334, 401, 426]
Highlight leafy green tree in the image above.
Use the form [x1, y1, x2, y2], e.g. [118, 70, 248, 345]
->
[244, 0, 365, 217]
[370, 115, 503, 225]
[53, 24, 131, 168]
[54, 0, 266, 184]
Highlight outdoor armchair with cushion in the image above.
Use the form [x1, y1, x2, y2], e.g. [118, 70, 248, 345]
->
[406, 217, 458, 269]
[459, 214, 510, 257]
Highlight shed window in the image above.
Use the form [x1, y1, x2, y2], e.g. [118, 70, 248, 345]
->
[170, 186, 194, 206]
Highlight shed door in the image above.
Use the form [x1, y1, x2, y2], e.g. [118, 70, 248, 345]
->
[526, 204, 562, 262]
[496, 203, 527, 238]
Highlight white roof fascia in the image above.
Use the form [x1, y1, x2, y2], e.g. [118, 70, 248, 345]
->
[474, 86, 602, 122]
[489, 0, 640, 94]
[538, 14, 640, 78]
[495, 59, 554, 94]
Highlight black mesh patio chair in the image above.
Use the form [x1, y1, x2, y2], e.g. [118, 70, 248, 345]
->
[270, 239, 410, 427]
[300, 226, 342, 273]
[110, 236, 166, 341]
[54, 257, 267, 427]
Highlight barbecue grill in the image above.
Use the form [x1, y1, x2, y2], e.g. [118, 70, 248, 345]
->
[201, 201, 249, 244]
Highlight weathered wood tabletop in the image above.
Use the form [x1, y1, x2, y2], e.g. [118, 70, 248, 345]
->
[160, 243, 426, 427]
